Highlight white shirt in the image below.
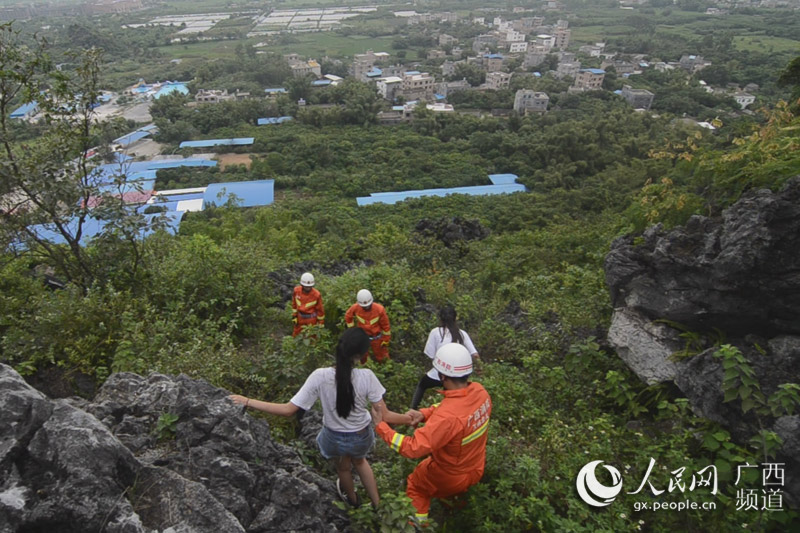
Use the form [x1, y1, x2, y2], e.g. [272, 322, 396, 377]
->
[423, 328, 478, 380]
[290, 367, 386, 432]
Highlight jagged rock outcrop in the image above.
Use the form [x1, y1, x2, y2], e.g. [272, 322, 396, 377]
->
[607, 178, 800, 340]
[0, 365, 349, 532]
[605, 178, 800, 503]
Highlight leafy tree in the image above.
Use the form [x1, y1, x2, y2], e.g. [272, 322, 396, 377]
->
[450, 62, 486, 86]
[777, 55, 800, 111]
[0, 24, 165, 288]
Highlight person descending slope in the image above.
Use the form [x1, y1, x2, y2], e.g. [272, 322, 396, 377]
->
[411, 305, 480, 410]
[345, 289, 391, 363]
[229, 328, 412, 509]
[292, 272, 325, 337]
[372, 343, 492, 524]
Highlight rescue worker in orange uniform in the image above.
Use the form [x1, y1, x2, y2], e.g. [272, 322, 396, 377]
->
[292, 272, 325, 337]
[344, 289, 390, 363]
[371, 343, 491, 523]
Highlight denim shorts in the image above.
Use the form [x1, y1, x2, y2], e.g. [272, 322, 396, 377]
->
[316, 425, 375, 459]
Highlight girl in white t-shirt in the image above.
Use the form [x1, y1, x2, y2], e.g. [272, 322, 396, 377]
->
[229, 328, 411, 508]
[411, 305, 480, 409]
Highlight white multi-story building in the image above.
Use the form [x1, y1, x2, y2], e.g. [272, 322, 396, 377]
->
[535, 34, 555, 51]
[555, 61, 581, 80]
[524, 45, 550, 68]
[574, 68, 605, 90]
[579, 43, 605, 57]
[352, 50, 390, 81]
[514, 90, 549, 114]
[377, 77, 403, 101]
[290, 59, 321, 78]
[506, 30, 526, 43]
[401, 71, 435, 101]
[554, 28, 571, 50]
[620, 85, 654, 110]
[485, 71, 512, 90]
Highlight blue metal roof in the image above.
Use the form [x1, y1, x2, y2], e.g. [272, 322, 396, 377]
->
[138, 191, 206, 214]
[203, 180, 275, 208]
[97, 176, 156, 195]
[357, 174, 526, 206]
[366, 68, 383, 77]
[90, 158, 217, 185]
[111, 153, 133, 164]
[581, 68, 606, 75]
[257, 116, 293, 125]
[10, 102, 38, 118]
[435, 93, 445, 100]
[311, 80, 332, 86]
[26, 210, 182, 246]
[488, 173, 520, 185]
[357, 184, 526, 206]
[113, 129, 151, 147]
[179, 138, 254, 148]
[405, 70, 420, 75]
[151, 192, 205, 203]
[485, 54, 504, 59]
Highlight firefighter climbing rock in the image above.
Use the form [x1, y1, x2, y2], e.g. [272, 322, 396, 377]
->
[345, 289, 391, 362]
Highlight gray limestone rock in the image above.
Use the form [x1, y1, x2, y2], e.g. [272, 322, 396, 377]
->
[0, 364, 350, 533]
[605, 178, 800, 505]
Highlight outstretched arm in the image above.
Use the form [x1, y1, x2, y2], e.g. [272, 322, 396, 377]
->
[371, 399, 412, 425]
[372, 410, 457, 460]
[229, 394, 299, 417]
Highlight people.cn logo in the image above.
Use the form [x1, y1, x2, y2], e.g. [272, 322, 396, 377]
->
[576, 460, 623, 507]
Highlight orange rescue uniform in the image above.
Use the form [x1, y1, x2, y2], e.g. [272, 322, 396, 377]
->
[376, 382, 491, 519]
[292, 286, 324, 337]
[344, 302, 391, 362]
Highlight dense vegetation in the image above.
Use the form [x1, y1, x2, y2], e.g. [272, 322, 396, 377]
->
[2, 3, 800, 531]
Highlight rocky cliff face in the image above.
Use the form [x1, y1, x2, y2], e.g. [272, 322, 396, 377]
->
[605, 178, 800, 503]
[0, 365, 348, 532]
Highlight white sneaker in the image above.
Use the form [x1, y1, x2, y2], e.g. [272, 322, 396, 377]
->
[336, 478, 361, 507]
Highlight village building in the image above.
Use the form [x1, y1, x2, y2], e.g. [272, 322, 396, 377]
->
[514, 89, 549, 114]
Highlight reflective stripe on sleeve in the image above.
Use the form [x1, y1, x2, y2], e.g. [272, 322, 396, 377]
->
[390, 432, 405, 452]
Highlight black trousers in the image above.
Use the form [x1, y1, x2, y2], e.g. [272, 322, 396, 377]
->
[410, 374, 442, 410]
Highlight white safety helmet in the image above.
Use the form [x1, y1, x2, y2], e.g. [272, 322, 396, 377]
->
[357, 289, 373, 307]
[300, 272, 315, 287]
[433, 343, 473, 378]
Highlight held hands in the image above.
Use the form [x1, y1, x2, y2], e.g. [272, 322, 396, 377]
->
[405, 409, 424, 427]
